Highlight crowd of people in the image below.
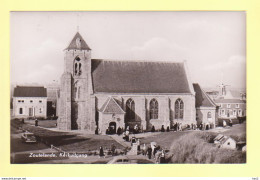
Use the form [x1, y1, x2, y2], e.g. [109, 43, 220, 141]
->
[141, 143, 166, 163]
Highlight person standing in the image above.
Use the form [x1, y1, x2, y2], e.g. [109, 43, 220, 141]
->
[229, 119, 233, 127]
[35, 119, 38, 126]
[99, 146, 104, 158]
[223, 120, 227, 127]
[142, 144, 147, 156]
[147, 147, 152, 159]
[125, 128, 130, 142]
[117, 127, 121, 135]
[137, 139, 141, 151]
[160, 150, 166, 164]
[161, 125, 165, 132]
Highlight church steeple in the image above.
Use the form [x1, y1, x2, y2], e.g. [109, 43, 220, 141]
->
[65, 32, 91, 51]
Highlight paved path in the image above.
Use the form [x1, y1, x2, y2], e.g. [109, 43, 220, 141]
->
[109, 135, 131, 148]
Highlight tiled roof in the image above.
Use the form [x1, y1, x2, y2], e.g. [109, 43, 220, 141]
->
[193, 83, 217, 108]
[65, 32, 91, 51]
[214, 99, 246, 103]
[13, 86, 47, 97]
[214, 134, 235, 144]
[99, 97, 125, 114]
[91, 59, 192, 94]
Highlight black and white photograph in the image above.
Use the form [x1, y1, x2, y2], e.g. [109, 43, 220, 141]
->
[10, 11, 246, 164]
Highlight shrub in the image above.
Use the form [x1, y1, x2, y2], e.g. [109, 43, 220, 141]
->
[169, 132, 246, 164]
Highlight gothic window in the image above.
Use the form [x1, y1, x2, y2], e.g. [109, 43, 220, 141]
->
[126, 98, 135, 120]
[79, 63, 82, 75]
[175, 98, 184, 119]
[74, 63, 78, 75]
[74, 56, 81, 76]
[150, 99, 158, 119]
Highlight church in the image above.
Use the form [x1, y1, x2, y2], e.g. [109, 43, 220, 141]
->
[57, 32, 217, 134]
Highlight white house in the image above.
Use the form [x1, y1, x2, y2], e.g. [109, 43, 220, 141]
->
[13, 86, 47, 119]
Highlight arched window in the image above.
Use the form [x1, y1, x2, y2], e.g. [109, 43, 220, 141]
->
[207, 112, 211, 119]
[150, 99, 158, 119]
[126, 98, 135, 120]
[78, 63, 82, 75]
[175, 98, 184, 119]
[74, 56, 81, 76]
[74, 63, 78, 75]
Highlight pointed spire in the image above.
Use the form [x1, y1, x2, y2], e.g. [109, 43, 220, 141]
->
[65, 32, 91, 51]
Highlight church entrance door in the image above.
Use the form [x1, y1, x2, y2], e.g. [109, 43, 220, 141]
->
[109, 122, 117, 134]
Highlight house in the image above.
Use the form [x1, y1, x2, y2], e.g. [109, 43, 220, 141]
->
[214, 99, 246, 119]
[214, 134, 236, 150]
[214, 83, 246, 120]
[13, 86, 47, 119]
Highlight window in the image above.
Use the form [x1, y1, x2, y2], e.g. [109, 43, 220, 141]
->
[150, 99, 158, 119]
[19, 108, 23, 114]
[207, 112, 212, 119]
[233, 110, 237, 116]
[30, 100, 33, 103]
[39, 108, 42, 113]
[18, 100, 21, 103]
[175, 98, 184, 119]
[79, 63, 82, 75]
[74, 63, 78, 75]
[39, 100, 42, 103]
[126, 98, 135, 120]
[227, 110, 230, 117]
[238, 109, 242, 116]
[236, 104, 239, 108]
[227, 104, 231, 108]
[74, 56, 81, 76]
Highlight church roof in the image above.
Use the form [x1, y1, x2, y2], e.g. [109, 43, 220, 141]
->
[13, 86, 47, 97]
[65, 32, 91, 51]
[193, 83, 217, 108]
[99, 97, 125, 114]
[91, 59, 192, 94]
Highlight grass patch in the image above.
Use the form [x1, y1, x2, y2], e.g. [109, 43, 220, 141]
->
[11, 119, 124, 152]
[169, 132, 246, 164]
[25, 119, 57, 128]
[140, 131, 192, 150]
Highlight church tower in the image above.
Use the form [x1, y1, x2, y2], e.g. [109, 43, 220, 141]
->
[58, 32, 93, 131]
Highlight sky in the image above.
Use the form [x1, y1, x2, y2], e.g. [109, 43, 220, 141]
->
[10, 11, 246, 89]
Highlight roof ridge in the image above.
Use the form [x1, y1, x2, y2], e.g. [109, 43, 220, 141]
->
[200, 86, 217, 107]
[100, 96, 125, 114]
[92, 58, 184, 64]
